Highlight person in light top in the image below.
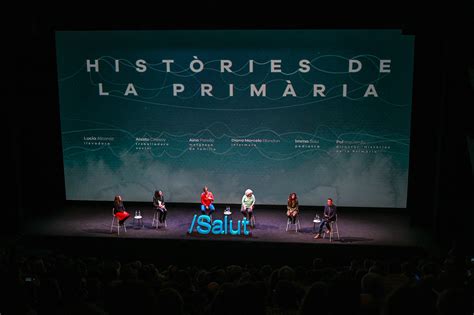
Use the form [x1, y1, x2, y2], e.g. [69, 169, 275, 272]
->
[241, 189, 255, 223]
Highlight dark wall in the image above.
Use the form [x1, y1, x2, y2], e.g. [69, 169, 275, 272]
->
[434, 22, 474, 250]
[7, 2, 474, 247]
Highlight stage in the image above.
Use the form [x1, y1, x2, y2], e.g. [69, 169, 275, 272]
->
[22, 203, 433, 248]
[12, 203, 437, 267]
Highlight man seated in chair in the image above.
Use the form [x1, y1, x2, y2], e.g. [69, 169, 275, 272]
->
[314, 198, 337, 239]
[200, 186, 215, 216]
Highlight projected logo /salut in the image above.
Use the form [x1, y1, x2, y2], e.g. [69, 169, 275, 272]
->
[187, 214, 251, 236]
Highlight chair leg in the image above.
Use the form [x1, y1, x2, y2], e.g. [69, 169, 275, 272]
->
[111, 216, 127, 236]
[157, 219, 166, 229]
[329, 222, 334, 242]
[287, 218, 300, 232]
[111, 217, 115, 232]
[156, 212, 160, 229]
[153, 211, 161, 228]
[329, 225, 332, 242]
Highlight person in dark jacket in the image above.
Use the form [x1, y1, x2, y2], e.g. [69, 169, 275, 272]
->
[153, 190, 167, 223]
[314, 198, 337, 239]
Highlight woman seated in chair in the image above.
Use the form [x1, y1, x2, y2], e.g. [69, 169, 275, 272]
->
[286, 192, 299, 224]
[153, 190, 167, 223]
[241, 189, 255, 222]
[113, 195, 130, 225]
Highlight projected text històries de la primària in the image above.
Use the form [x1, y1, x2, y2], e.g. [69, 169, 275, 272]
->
[86, 57, 391, 98]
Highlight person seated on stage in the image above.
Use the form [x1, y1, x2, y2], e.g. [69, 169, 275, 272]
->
[200, 186, 215, 215]
[153, 190, 167, 223]
[241, 189, 255, 222]
[314, 198, 337, 239]
[113, 195, 130, 226]
[286, 192, 299, 224]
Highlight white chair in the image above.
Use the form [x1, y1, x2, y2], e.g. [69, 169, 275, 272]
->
[200, 210, 213, 223]
[249, 213, 256, 228]
[241, 206, 255, 227]
[133, 210, 144, 228]
[286, 217, 301, 232]
[322, 215, 340, 242]
[313, 215, 321, 232]
[110, 209, 127, 235]
[223, 207, 232, 220]
[152, 210, 167, 229]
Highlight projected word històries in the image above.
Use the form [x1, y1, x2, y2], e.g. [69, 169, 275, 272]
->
[86, 58, 390, 98]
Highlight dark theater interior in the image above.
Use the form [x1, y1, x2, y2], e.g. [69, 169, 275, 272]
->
[3, 2, 474, 314]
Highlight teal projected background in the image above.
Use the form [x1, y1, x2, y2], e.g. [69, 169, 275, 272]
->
[56, 30, 414, 207]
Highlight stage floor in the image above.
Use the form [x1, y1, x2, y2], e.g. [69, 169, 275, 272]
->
[22, 204, 434, 249]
